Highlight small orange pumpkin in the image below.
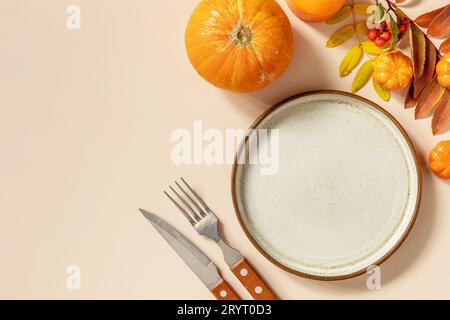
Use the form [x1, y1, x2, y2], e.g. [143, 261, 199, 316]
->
[185, 0, 295, 93]
[436, 53, 450, 89]
[429, 140, 450, 180]
[372, 50, 413, 91]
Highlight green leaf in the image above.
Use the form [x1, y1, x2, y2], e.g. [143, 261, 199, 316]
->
[361, 40, 383, 55]
[353, 3, 371, 16]
[339, 44, 363, 77]
[327, 6, 352, 24]
[389, 15, 400, 48]
[326, 24, 356, 48]
[373, 77, 391, 101]
[352, 60, 373, 93]
[375, 4, 387, 23]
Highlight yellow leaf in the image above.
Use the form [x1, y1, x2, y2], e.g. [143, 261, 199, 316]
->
[361, 40, 383, 55]
[353, 2, 371, 16]
[339, 44, 363, 77]
[326, 6, 352, 24]
[356, 21, 368, 36]
[352, 60, 373, 93]
[373, 77, 391, 101]
[326, 25, 356, 48]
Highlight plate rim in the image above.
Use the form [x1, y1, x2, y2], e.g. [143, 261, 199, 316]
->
[230, 90, 422, 281]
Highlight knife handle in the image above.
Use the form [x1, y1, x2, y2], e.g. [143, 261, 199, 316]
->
[231, 259, 278, 300]
[211, 280, 241, 300]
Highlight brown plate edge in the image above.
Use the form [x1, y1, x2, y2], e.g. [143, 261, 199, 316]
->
[230, 90, 423, 282]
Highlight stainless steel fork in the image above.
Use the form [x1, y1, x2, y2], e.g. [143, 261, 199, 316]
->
[164, 177, 278, 300]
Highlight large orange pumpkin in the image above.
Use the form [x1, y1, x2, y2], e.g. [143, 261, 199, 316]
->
[286, 0, 345, 23]
[185, 0, 295, 93]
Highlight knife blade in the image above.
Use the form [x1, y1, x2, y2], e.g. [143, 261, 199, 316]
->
[139, 209, 240, 300]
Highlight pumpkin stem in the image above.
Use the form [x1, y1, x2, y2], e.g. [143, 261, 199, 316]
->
[230, 23, 253, 47]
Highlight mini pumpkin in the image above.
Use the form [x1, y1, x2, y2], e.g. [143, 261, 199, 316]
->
[429, 140, 450, 180]
[372, 50, 413, 91]
[436, 53, 450, 89]
[185, 0, 295, 93]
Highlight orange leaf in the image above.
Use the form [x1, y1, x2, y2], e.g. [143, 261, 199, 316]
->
[415, 77, 446, 119]
[405, 82, 417, 109]
[439, 37, 450, 55]
[414, 40, 437, 100]
[415, 6, 447, 28]
[432, 90, 450, 135]
[428, 5, 450, 37]
[410, 24, 426, 79]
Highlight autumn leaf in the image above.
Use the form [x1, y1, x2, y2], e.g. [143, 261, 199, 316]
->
[410, 24, 426, 79]
[415, 5, 447, 28]
[356, 21, 369, 36]
[396, 7, 407, 20]
[327, 6, 352, 24]
[428, 5, 450, 37]
[326, 24, 356, 48]
[432, 90, 450, 135]
[414, 40, 437, 100]
[339, 44, 363, 77]
[439, 37, 450, 55]
[352, 61, 373, 93]
[373, 77, 391, 101]
[361, 40, 383, 55]
[415, 77, 446, 119]
[353, 3, 371, 16]
[405, 82, 417, 109]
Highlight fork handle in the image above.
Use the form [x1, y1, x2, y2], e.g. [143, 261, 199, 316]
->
[211, 280, 241, 300]
[231, 259, 278, 300]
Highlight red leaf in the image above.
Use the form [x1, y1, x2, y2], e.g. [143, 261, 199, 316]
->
[439, 37, 450, 55]
[415, 6, 447, 28]
[415, 77, 446, 119]
[432, 90, 450, 135]
[428, 5, 450, 37]
[414, 39, 437, 100]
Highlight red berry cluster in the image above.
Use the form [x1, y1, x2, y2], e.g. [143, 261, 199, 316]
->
[367, 18, 410, 47]
[398, 17, 410, 33]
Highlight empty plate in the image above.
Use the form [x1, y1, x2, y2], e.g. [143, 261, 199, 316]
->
[232, 91, 421, 280]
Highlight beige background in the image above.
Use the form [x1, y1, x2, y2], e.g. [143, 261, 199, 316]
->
[1, 0, 449, 299]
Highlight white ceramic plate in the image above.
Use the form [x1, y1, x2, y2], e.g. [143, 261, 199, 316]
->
[232, 91, 421, 280]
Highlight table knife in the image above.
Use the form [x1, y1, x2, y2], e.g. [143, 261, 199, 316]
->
[140, 209, 240, 300]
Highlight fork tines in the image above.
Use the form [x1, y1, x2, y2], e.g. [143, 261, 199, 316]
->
[164, 178, 211, 226]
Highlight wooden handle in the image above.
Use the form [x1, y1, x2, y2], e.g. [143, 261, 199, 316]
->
[231, 259, 278, 300]
[211, 280, 241, 300]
